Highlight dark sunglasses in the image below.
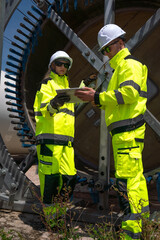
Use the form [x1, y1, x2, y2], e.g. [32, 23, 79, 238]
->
[55, 60, 70, 69]
[101, 40, 119, 55]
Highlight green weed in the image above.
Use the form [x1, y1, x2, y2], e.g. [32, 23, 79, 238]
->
[0, 228, 23, 240]
[31, 184, 160, 240]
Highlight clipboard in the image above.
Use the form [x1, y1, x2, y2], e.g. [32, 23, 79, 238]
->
[56, 88, 88, 103]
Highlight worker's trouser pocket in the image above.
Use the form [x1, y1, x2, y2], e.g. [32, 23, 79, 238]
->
[115, 145, 141, 178]
[37, 144, 54, 175]
[40, 144, 53, 156]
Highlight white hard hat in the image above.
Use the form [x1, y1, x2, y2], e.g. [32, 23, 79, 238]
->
[98, 24, 126, 51]
[48, 50, 73, 70]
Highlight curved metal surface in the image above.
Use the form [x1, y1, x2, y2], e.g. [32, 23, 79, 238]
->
[1, 1, 160, 173]
[0, 70, 28, 154]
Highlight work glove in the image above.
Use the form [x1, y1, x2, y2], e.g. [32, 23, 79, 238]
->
[50, 93, 70, 109]
[83, 73, 97, 86]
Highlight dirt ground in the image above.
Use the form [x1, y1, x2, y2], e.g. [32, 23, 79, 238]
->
[0, 208, 96, 240]
[0, 165, 160, 240]
[0, 166, 96, 240]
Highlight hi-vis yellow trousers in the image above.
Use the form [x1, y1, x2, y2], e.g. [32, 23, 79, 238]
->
[112, 127, 149, 240]
[37, 144, 77, 204]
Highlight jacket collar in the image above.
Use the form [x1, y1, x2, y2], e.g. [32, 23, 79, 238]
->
[109, 48, 131, 70]
[50, 71, 66, 80]
[50, 71, 69, 88]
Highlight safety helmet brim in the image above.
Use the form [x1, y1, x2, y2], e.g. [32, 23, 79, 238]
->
[98, 24, 126, 51]
[49, 51, 73, 70]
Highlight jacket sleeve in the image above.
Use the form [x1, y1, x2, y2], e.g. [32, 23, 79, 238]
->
[39, 80, 58, 117]
[98, 60, 145, 109]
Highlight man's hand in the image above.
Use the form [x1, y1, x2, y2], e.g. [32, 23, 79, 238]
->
[83, 73, 97, 86]
[75, 87, 96, 102]
[50, 93, 70, 109]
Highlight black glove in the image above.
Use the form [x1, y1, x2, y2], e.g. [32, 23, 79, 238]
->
[50, 93, 70, 109]
[83, 73, 97, 86]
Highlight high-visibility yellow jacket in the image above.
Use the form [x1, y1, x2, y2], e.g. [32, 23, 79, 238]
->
[95, 48, 148, 135]
[33, 71, 75, 146]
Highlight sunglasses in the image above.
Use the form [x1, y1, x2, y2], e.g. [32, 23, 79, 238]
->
[55, 60, 70, 69]
[101, 40, 119, 55]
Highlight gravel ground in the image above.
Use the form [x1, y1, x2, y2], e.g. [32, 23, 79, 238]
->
[0, 208, 96, 240]
[0, 166, 95, 240]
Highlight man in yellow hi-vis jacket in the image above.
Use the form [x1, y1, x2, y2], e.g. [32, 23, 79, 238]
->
[75, 24, 149, 239]
[33, 51, 77, 205]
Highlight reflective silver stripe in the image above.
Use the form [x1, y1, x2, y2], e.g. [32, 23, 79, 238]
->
[120, 80, 147, 98]
[123, 229, 141, 239]
[123, 212, 141, 222]
[40, 102, 47, 108]
[35, 111, 42, 116]
[140, 91, 147, 98]
[114, 90, 124, 104]
[40, 160, 52, 165]
[120, 80, 140, 93]
[59, 108, 75, 116]
[36, 133, 74, 142]
[123, 204, 149, 222]
[142, 205, 149, 213]
[108, 114, 144, 132]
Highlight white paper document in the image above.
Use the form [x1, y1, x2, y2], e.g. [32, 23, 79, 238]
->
[56, 88, 88, 103]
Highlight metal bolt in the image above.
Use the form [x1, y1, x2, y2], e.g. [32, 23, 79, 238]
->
[90, 57, 95, 62]
[1, 169, 6, 176]
[5, 190, 10, 196]
[55, 17, 59, 22]
[96, 183, 101, 189]
[85, 51, 90, 56]
[11, 183, 17, 190]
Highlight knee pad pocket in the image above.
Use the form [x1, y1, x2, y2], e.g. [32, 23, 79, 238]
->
[116, 146, 141, 178]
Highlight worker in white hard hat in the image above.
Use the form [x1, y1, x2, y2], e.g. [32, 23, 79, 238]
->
[33, 51, 77, 209]
[75, 24, 149, 239]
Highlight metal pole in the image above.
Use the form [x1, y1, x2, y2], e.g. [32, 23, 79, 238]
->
[97, 0, 115, 211]
[104, 0, 115, 25]
[0, 0, 5, 80]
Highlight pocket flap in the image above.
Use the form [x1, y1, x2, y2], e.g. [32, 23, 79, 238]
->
[129, 152, 141, 159]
